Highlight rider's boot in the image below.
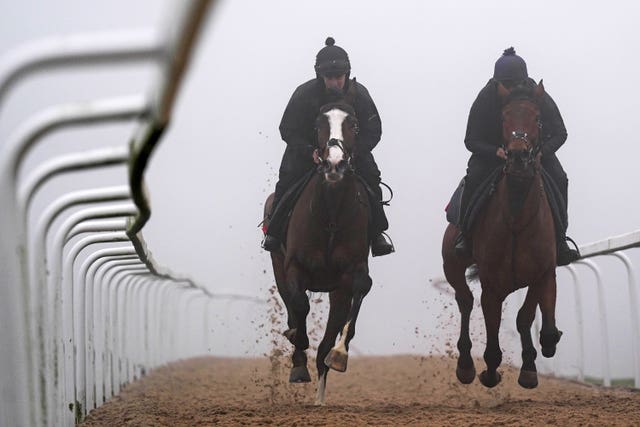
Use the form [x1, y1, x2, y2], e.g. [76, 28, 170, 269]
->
[370, 192, 394, 257]
[262, 234, 282, 252]
[371, 233, 394, 257]
[556, 235, 580, 266]
[262, 193, 285, 253]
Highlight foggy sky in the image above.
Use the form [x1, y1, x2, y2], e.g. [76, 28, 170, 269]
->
[2, 0, 639, 380]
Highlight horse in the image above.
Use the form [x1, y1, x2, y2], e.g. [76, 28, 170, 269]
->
[263, 93, 372, 405]
[442, 80, 562, 389]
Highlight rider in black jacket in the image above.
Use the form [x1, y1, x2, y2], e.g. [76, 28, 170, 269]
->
[263, 37, 394, 257]
[455, 47, 579, 266]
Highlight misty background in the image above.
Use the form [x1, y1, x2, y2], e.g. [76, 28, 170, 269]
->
[2, 0, 639, 381]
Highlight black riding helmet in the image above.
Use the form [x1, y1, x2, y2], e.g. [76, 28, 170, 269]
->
[315, 37, 351, 78]
[494, 47, 528, 82]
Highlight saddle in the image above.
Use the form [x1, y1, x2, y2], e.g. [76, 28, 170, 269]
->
[446, 166, 568, 237]
[268, 168, 316, 240]
[270, 169, 377, 245]
[446, 166, 502, 233]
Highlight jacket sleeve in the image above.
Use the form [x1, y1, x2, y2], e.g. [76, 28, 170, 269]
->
[355, 84, 382, 152]
[540, 93, 567, 156]
[279, 86, 314, 148]
[464, 85, 499, 158]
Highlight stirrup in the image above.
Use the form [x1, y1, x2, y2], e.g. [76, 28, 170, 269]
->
[262, 235, 281, 252]
[565, 236, 581, 258]
[556, 236, 580, 266]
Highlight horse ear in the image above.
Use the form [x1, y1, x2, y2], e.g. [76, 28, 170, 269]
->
[534, 79, 545, 98]
[344, 77, 358, 106]
[497, 81, 510, 101]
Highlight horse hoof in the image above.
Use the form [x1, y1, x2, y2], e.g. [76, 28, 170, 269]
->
[456, 366, 476, 384]
[289, 365, 311, 383]
[541, 346, 556, 357]
[283, 328, 297, 344]
[479, 370, 502, 388]
[518, 370, 538, 389]
[540, 330, 562, 357]
[324, 349, 348, 372]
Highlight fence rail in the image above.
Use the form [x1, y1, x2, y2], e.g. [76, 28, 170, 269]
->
[0, 2, 272, 426]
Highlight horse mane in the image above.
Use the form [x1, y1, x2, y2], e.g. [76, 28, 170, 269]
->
[505, 83, 536, 104]
[320, 85, 357, 116]
[319, 101, 356, 117]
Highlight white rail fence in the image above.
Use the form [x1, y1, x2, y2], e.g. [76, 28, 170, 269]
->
[431, 230, 640, 389]
[0, 1, 270, 426]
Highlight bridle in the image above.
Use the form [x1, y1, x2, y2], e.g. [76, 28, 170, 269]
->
[501, 101, 542, 171]
[315, 106, 357, 175]
[317, 137, 354, 174]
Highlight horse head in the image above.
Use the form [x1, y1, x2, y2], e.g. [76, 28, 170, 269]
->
[314, 88, 359, 184]
[498, 80, 545, 177]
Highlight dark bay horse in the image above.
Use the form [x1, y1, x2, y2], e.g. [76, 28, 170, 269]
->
[442, 80, 562, 389]
[263, 94, 371, 405]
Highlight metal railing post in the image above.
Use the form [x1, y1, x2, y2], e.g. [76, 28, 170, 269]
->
[608, 252, 640, 387]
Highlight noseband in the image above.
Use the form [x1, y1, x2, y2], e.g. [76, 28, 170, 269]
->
[327, 138, 345, 151]
[502, 101, 542, 170]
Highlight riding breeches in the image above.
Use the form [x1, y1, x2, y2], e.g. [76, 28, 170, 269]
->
[273, 144, 315, 208]
[541, 154, 568, 210]
[459, 154, 503, 234]
[353, 150, 389, 234]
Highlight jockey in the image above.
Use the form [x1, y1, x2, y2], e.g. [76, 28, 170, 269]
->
[455, 47, 579, 266]
[262, 37, 394, 257]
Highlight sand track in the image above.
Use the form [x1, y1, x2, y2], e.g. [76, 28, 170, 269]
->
[81, 355, 640, 426]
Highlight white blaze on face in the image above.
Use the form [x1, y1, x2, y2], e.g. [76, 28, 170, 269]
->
[324, 109, 348, 166]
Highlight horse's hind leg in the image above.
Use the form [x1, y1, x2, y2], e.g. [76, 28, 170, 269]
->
[325, 266, 372, 373]
[479, 290, 504, 388]
[537, 270, 562, 358]
[285, 264, 311, 383]
[444, 261, 475, 384]
[315, 289, 350, 406]
[516, 286, 540, 388]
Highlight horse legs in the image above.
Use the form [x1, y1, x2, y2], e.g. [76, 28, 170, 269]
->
[315, 290, 351, 406]
[516, 286, 540, 388]
[285, 263, 311, 383]
[444, 261, 475, 384]
[324, 266, 372, 373]
[271, 253, 296, 334]
[479, 291, 503, 388]
[537, 271, 562, 357]
[454, 287, 476, 384]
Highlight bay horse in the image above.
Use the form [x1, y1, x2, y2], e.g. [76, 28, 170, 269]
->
[263, 89, 371, 405]
[442, 80, 562, 389]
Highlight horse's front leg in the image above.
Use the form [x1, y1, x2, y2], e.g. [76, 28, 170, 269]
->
[285, 262, 311, 383]
[479, 289, 504, 388]
[516, 286, 540, 388]
[537, 270, 562, 357]
[315, 289, 350, 406]
[324, 264, 372, 372]
[444, 258, 476, 384]
[271, 252, 297, 335]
